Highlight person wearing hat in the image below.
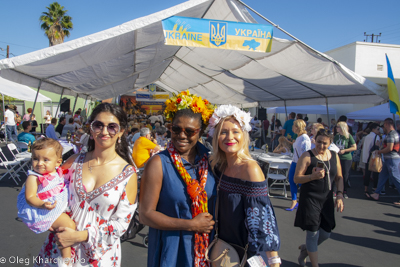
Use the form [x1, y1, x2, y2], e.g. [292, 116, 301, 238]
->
[4, 105, 16, 142]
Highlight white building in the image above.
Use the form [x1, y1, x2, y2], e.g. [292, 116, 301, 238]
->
[323, 42, 400, 120]
[325, 41, 400, 89]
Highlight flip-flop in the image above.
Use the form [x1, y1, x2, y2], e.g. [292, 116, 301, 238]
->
[394, 202, 400, 206]
[365, 192, 371, 199]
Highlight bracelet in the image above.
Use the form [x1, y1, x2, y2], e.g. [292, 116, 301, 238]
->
[268, 256, 281, 265]
[336, 191, 343, 195]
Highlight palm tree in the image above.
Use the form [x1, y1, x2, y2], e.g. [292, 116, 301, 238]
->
[39, 2, 73, 46]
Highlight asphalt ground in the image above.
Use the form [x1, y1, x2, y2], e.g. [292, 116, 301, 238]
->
[0, 143, 399, 266]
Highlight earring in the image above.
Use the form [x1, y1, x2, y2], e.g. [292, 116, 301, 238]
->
[90, 135, 93, 140]
[118, 137, 121, 144]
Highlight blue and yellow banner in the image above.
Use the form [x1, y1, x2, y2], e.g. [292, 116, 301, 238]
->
[386, 54, 400, 116]
[162, 16, 273, 52]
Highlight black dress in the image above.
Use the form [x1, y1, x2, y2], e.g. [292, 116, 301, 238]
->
[294, 150, 338, 233]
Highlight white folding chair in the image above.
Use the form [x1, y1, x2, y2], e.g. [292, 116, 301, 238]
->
[0, 147, 22, 185]
[16, 141, 29, 152]
[266, 161, 291, 198]
[7, 143, 30, 176]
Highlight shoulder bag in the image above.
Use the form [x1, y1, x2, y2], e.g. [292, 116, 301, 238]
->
[205, 170, 248, 267]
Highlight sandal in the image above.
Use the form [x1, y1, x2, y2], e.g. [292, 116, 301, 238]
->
[298, 244, 308, 267]
[365, 192, 371, 199]
[370, 193, 379, 201]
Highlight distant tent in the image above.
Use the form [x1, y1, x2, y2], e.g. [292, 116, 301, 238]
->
[346, 103, 399, 121]
[267, 105, 336, 115]
[0, 77, 51, 102]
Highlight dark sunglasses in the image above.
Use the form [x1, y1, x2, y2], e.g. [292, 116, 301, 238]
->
[171, 125, 201, 137]
[91, 120, 120, 135]
[317, 129, 333, 135]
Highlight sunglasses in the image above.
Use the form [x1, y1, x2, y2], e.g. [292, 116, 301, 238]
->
[91, 120, 120, 135]
[317, 129, 333, 135]
[171, 125, 201, 137]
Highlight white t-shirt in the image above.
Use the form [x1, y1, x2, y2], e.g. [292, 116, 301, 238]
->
[149, 115, 159, 124]
[5, 109, 15, 126]
[157, 115, 164, 124]
[293, 134, 311, 163]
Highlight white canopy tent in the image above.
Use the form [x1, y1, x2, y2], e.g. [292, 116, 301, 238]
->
[267, 105, 336, 115]
[346, 103, 399, 121]
[0, 77, 51, 102]
[0, 0, 386, 108]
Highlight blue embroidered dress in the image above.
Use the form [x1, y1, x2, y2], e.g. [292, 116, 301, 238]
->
[147, 142, 217, 267]
[216, 170, 280, 265]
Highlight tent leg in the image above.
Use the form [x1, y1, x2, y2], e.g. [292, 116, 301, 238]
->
[55, 88, 65, 118]
[394, 114, 396, 129]
[284, 100, 288, 120]
[30, 80, 42, 121]
[325, 97, 330, 127]
[72, 94, 78, 114]
[87, 98, 92, 117]
[2, 93, 6, 142]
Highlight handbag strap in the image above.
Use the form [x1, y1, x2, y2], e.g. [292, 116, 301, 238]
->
[214, 169, 224, 237]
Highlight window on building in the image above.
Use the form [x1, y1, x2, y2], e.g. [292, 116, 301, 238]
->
[377, 64, 383, 71]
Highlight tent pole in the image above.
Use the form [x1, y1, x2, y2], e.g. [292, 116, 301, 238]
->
[393, 114, 396, 129]
[30, 80, 42, 121]
[87, 98, 92, 117]
[284, 100, 288, 120]
[72, 93, 78, 114]
[55, 88, 65, 118]
[325, 97, 330, 127]
[2, 93, 5, 142]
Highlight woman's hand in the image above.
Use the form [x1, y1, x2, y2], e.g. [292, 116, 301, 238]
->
[335, 197, 344, 212]
[190, 213, 215, 233]
[55, 227, 83, 249]
[311, 167, 325, 180]
[338, 149, 345, 155]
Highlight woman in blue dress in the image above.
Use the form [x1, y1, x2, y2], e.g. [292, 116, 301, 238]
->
[140, 91, 217, 267]
[208, 105, 281, 267]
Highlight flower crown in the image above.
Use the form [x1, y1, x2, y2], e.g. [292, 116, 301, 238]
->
[164, 90, 216, 126]
[207, 104, 252, 136]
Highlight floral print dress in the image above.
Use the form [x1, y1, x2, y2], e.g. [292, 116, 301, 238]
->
[34, 154, 137, 267]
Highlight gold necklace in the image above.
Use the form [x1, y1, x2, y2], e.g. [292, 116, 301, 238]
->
[314, 148, 328, 161]
[88, 153, 118, 173]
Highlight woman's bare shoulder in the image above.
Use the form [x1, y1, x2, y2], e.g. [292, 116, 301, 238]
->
[243, 160, 265, 182]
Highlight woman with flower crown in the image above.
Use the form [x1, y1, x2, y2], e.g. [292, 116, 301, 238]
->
[208, 105, 281, 267]
[140, 90, 217, 267]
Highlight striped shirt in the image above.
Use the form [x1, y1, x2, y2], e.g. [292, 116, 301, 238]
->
[383, 130, 400, 159]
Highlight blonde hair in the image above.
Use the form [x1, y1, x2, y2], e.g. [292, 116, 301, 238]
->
[210, 116, 253, 171]
[337, 121, 350, 139]
[278, 136, 291, 150]
[293, 119, 307, 136]
[313, 123, 324, 132]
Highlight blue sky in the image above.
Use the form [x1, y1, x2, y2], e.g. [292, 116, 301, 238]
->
[1, 0, 399, 58]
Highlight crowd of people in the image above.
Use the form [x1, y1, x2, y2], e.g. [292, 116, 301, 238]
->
[10, 92, 400, 267]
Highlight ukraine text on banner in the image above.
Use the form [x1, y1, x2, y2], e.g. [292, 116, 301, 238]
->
[386, 54, 400, 116]
[162, 16, 273, 53]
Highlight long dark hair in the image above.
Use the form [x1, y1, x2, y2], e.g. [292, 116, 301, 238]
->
[87, 103, 134, 166]
[275, 119, 282, 128]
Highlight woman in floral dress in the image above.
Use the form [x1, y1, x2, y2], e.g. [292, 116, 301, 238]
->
[35, 103, 138, 267]
[208, 105, 281, 267]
